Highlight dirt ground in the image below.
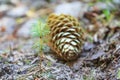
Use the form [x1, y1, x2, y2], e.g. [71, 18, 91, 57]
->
[0, 0, 120, 80]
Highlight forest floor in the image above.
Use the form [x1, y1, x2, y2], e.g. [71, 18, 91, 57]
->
[0, 0, 120, 80]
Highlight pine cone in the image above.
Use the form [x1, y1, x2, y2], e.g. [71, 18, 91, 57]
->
[47, 13, 84, 61]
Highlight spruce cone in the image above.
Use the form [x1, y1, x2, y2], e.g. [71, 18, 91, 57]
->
[47, 14, 84, 61]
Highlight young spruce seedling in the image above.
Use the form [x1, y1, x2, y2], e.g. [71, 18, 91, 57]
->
[31, 18, 50, 69]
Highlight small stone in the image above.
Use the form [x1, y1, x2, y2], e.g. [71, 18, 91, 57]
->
[30, 0, 47, 10]
[0, 4, 10, 12]
[17, 61, 24, 66]
[55, 1, 88, 18]
[27, 75, 34, 80]
[7, 6, 28, 18]
[90, 2, 115, 11]
[83, 42, 95, 51]
[0, 17, 16, 34]
[17, 19, 37, 38]
[113, 0, 120, 5]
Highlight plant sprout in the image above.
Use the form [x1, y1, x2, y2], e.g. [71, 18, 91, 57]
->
[31, 19, 50, 38]
[103, 9, 111, 22]
[31, 19, 50, 52]
[32, 19, 50, 43]
[31, 18, 50, 69]
[117, 68, 120, 79]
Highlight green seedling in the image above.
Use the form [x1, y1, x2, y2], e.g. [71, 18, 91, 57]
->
[97, 0, 112, 3]
[117, 68, 120, 79]
[31, 18, 50, 69]
[31, 19, 50, 52]
[103, 9, 111, 22]
[31, 19, 50, 38]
